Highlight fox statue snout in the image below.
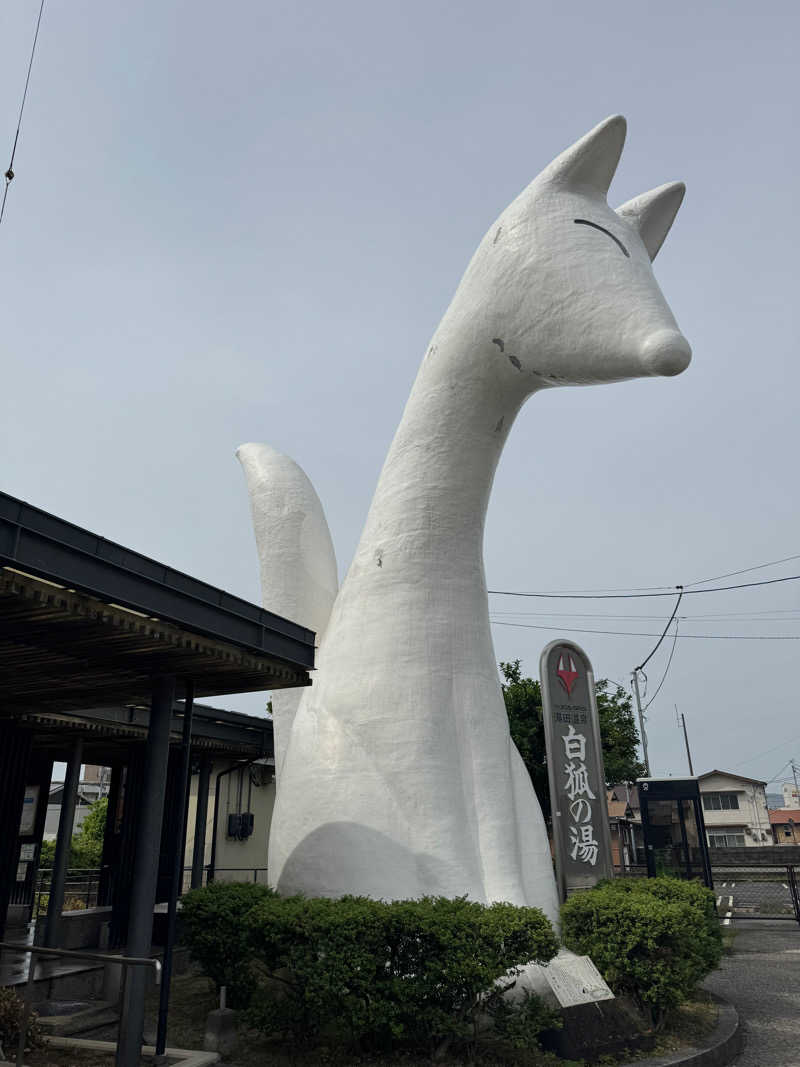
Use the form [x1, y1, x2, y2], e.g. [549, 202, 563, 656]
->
[642, 328, 691, 377]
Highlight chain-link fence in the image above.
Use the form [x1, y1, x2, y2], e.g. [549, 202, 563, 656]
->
[711, 864, 800, 923]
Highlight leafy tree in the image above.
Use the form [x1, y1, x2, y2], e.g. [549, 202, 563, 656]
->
[499, 660, 645, 821]
[594, 679, 647, 786]
[39, 797, 108, 870]
[70, 796, 108, 867]
[39, 838, 56, 868]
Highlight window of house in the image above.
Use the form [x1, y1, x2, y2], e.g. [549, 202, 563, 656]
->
[702, 792, 740, 811]
[707, 832, 746, 848]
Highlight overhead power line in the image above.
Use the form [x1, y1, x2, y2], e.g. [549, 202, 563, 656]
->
[490, 609, 800, 621]
[488, 572, 800, 600]
[636, 588, 683, 671]
[489, 619, 800, 640]
[763, 760, 794, 786]
[643, 619, 680, 711]
[1, 0, 46, 230]
[735, 735, 800, 769]
[685, 552, 800, 588]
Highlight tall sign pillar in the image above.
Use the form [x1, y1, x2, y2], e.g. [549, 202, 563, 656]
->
[540, 640, 614, 898]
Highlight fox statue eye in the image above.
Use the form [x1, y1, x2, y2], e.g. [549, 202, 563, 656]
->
[573, 218, 630, 258]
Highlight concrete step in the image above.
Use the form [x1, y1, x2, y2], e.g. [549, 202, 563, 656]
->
[38, 1001, 119, 1037]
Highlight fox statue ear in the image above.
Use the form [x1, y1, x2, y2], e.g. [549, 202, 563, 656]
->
[540, 115, 627, 197]
[616, 181, 685, 261]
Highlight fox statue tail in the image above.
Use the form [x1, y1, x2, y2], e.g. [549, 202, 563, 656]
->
[236, 443, 338, 778]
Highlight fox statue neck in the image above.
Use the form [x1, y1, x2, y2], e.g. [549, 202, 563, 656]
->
[354, 331, 540, 578]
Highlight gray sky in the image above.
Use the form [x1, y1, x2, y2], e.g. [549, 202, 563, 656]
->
[2, 2, 799, 791]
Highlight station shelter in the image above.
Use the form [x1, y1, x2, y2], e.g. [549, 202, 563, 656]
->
[0, 491, 315, 1065]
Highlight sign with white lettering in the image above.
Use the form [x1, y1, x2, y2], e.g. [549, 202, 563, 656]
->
[543, 955, 614, 1008]
[18, 785, 39, 836]
[540, 640, 614, 897]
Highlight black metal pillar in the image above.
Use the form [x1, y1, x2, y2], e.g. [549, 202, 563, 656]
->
[44, 738, 83, 947]
[155, 683, 194, 1058]
[98, 764, 122, 907]
[116, 675, 175, 1067]
[0, 723, 33, 942]
[109, 749, 146, 948]
[190, 757, 211, 890]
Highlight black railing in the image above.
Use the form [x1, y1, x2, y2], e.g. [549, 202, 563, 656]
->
[180, 866, 269, 893]
[612, 863, 648, 878]
[0, 940, 160, 1067]
[30, 867, 106, 922]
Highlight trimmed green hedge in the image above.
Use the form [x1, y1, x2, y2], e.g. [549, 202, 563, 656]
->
[179, 880, 276, 1007]
[181, 885, 558, 1054]
[246, 894, 558, 1051]
[561, 877, 722, 1028]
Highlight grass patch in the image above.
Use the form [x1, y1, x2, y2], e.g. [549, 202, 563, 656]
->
[643, 992, 719, 1058]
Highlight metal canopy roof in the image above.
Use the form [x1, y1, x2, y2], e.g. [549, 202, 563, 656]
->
[23, 701, 274, 761]
[0, 491, 315, 712]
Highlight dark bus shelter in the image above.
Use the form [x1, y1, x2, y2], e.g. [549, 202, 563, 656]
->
[637, 777, 714, 888]
[0, 491, 316, 1065]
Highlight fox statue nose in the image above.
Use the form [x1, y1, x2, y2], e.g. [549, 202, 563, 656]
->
[641, 329, 692, 377]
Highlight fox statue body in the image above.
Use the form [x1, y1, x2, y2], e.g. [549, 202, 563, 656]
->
[239, 116, 690, 925]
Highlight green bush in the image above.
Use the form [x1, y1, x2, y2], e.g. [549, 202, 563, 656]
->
[0, 987, 44, 1055]
[484, 988, 563, 1051]
[245, 894, 559, 1054]
[561, 876, 722, 1029]
[598, 876, 722, 976]
[179, 880, 276, 1008]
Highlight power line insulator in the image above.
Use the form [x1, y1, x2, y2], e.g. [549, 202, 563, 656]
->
[4, 170, 13, 181]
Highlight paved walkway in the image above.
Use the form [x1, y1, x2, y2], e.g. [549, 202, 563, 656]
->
[705, 920, 800, 1066]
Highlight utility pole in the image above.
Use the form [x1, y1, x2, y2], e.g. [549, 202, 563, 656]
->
[676, 706, 694, 776]
[632, 670, 650, 777]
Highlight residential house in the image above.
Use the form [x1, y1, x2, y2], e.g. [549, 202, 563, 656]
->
[769, 809, 800, 845]
[697, 770, 771, 848]
[43, 767, 110, 841]
[606, 784, 644, 868]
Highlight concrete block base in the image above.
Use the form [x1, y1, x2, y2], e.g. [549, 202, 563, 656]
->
[203, 1007, 237, 1056]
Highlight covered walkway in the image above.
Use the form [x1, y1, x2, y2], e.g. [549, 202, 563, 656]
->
[0, 490, 316, 1066]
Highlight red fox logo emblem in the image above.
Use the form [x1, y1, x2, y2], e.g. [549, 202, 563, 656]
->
[557, 652, 579, 697]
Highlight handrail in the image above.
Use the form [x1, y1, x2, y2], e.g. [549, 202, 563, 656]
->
[0, 941, 161, 980]
[0, 940, 161, 1067]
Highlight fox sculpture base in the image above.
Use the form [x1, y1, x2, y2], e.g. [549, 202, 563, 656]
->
[239, 115, 690, 928]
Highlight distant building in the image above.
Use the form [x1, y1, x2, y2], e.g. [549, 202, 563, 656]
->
[766, 792, 784, 810]
[781, 782, 800, 810]
[697, 770, 771, 847]
[43, 768, 110, 841]
[606, 784, 644, 868]
[769, 809, 800, 845]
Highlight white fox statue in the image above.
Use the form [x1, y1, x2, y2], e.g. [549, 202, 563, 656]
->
[238, 115, 690, 926]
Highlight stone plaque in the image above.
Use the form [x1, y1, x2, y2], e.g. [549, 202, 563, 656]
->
[543, 955, 614, 1008]
[540, 640, 614, 898]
